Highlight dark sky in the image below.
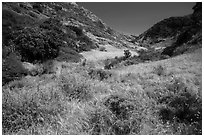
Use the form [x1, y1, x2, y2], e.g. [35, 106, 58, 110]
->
[78, 2, 195, 35]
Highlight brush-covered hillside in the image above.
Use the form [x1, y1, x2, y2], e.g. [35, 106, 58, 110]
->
[2, 2, 136, 84]
[2, 2, 202, 135]
[133, 2, 201, 57]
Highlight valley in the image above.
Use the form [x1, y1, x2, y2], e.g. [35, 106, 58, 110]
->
[2, 2, 202, 135]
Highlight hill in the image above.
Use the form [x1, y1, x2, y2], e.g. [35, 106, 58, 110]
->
[2, 2, 135, 84]
[133, 2, 201, 57]
[2, 2, 202, 135]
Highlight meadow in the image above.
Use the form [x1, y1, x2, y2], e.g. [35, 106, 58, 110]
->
[2, 48, 202, 135]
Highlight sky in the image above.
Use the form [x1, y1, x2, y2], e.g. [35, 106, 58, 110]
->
[78, 2, 195, 35]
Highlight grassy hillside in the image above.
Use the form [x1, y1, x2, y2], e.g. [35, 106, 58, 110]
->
[2, 49, 201, 135]
[2, 2, 133, 84]
[2, 2, 202, 135]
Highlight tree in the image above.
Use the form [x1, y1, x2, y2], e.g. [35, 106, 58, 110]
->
[124, 50, 131, 58]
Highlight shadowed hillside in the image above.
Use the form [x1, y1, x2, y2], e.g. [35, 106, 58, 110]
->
[133, 2, 201, 57]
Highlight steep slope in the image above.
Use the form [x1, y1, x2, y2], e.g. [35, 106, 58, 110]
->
[2, 2, 135, 84]
[133, 2, 201, 56]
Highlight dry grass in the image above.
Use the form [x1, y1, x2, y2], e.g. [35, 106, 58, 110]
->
[2, 48, 202, 135]
[80, 44, 138, 62]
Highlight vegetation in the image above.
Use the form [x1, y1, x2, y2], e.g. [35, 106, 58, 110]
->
[2, 2, 202, 135]
[11, 27, 60, 63]
[2, 53, 28, 85]
[124, 50, 132, 58]
[99, 46, 107, 52]
[2, 49, 202, 135]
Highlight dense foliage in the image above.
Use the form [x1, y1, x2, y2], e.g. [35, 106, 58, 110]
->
[12, 27, 60, 63]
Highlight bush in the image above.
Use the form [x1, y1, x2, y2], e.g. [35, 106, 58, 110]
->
[153, 65, 166, 76]
[158, 78, 202, 134]
[123, 60, 136, 66]
[40, 18, 64, 35]
[88, 69, 112, 81]
[99, 46, 107, 52]
[87, 107, 114, 135]
[68, 26, 83, 36]
[62, 83, 92, 102]
[2, 53, 28, 85]
[12, 27, 60, 63]
[61, 75, 92, 102]
[124, 50, 131, 58]
[104, 56, 125, 70]
[87, 95, 142, 135]
[77, 35, 95, 52]
[32, 3, 43, 13]
[104, 59, 115, 70]
[56, 46, 82, 62]
[41, 60, 55, 74]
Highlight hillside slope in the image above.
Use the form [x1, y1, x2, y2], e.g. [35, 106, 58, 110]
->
[2, 2, 202, 135]
[2, 2, 135, 84]
[133, 2, 201, 57]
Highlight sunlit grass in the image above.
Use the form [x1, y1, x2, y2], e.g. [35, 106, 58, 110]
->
[2, 49, 202, 135]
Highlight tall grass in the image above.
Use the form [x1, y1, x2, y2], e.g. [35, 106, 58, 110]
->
[2, 59, 202, 135]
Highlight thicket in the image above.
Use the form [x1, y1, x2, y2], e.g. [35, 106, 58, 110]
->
[104, 50, 132, 69]
[2, 53, 28, 85]
[11, 27, 60, 63]
[157, 78, 202, 134]
[88, 95, 143, 135]
[88, 69, 112, 81]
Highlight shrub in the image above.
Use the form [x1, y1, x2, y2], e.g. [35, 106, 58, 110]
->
[137, 49, 161, 62]
[104, 59, 115, 69]
[87, 107, 114, 135]
[40, 18, 64, 35]
[41, 60, 55, 74]
[32, 3, 43, 13]
[56, 46, 82, 62]
[11, 4, 22, 13]
[175, 30, 193, 46]
[2, 53, 28, 85]
[158, 78, 202, 134]
[62, 83, 92, 102]
[124, 50, 131, 58]
[68, 26, 83, 36]
[104, 56, 127, 69]
[61, 75, 92, 102]
[123, 60, 136, 66]
[88, 69, 112, 81]
[153, 65, 166, 76]
[12, 27, 60, 63]
[99, 46, 107, 52]
[54, 5, 62, 11]
[77, 35, 95, 52]
[87, 95, 142, 135]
